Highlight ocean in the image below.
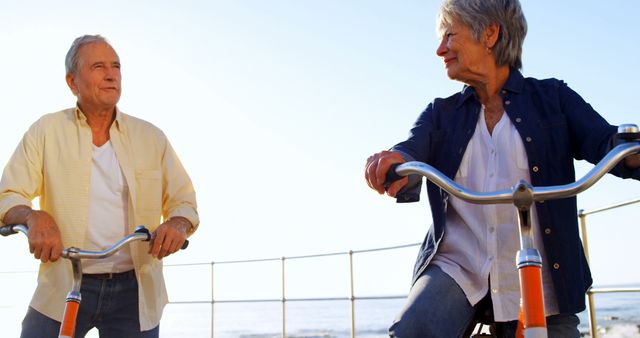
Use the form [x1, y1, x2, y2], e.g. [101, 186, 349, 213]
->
[0, 285, 638, 337]
[0, 270, 638, 338]
[156, 293, 640, 338]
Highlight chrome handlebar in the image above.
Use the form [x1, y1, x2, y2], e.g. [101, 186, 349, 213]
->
[62, 226, 152, 259]
[393, 141, 640, 205]
[0, 225, 155, 259]
[390, 127, 639, 258]
[1, 224, 188, 296]
[0, 224, 28, 237]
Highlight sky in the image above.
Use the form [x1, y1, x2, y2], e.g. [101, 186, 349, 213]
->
[1, 0, 640, 334]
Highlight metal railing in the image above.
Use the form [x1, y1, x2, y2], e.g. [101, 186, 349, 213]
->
[165, 242, 420, 338]
[0, 198, 638, 337]
[579, 196, 640, 338]
[164, 196, 640, 338]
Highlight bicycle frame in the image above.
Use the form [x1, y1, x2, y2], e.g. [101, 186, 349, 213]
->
[389, 126, 640, 338]
[0, 225, 152, 338]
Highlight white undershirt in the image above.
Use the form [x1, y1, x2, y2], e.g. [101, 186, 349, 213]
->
[83, 141, 134, 273]
[430, 109, 559, 321]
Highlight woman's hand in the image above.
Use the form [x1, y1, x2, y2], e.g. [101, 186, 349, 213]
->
[624, 153, 640, 169]
[365, 150, 408, 197]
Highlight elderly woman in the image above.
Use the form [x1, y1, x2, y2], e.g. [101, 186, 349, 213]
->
[365, 0, 640, 337]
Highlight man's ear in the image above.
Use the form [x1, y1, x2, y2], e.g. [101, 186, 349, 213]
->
[484, 22, 500, 49]
[65, 73, 78, 96]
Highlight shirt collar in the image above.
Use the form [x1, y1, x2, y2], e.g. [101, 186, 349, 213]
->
[456, 67, 525, 107]
[74, 105, 123, 130]
[501, 67, 524, 94]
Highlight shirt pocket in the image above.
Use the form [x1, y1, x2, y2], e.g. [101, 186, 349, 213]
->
[538, 114, 570, 153]
[135, 169, 162, 216]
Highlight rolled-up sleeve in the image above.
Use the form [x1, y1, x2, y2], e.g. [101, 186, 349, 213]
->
[0, 120, 44, 224]
[161, 138, 199, 233]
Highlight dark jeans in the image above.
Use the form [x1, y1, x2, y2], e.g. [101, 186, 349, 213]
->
[21, 270, 159, 338]
[389, 265, 580, 338]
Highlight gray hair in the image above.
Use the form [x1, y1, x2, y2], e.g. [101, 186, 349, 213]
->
[437, 0, 527, 69]
[65, 34, 110, 75]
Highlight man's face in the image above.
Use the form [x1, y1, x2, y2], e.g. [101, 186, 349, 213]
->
[66, 42, 121, 111]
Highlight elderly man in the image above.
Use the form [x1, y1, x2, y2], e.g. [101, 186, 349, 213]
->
[0, 35, 198, 337]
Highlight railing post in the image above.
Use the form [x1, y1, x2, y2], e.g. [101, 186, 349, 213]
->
[281, 256, 286, 338]
[211, 262, 215, 338]
[579, 210, 597, 338]
[349, 250, 356, 338]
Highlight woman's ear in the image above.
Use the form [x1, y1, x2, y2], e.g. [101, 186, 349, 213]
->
[484, 22, 501, 49]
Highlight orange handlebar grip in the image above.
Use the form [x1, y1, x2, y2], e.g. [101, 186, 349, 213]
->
[58, 300, 80, 338]
[519, 265, 547, 329]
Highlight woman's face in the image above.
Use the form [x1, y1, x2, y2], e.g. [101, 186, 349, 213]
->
[436, 18, 492, 83]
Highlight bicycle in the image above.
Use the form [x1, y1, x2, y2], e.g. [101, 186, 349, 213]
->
[385, 124, 640, 338]
[0, 224, 188, 338]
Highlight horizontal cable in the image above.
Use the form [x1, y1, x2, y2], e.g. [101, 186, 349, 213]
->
[164, 242, 422, 268]
[579, 197, 640, 216]
[168, 295, 409, 305]
[0, 270, 36, 275]
[588, 287, 640, 294]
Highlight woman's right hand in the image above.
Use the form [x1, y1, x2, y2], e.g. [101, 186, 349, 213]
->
[364, 150, 408, 197]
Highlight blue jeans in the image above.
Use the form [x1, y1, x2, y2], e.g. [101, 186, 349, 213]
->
[21, 270, 159, 338]
[389, 265, 580, 338]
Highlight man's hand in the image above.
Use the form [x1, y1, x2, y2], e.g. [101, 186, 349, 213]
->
[149, 217, 192, 259]
[3, 206, 63, 263]
[365, 150, 408, 197]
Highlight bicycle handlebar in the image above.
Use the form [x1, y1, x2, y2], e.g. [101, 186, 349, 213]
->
[387, 141, 640, 205]
[0, 225, 189, 259]
[0, 224, 27, 237]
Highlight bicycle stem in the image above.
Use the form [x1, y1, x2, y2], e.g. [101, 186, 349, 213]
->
[513, 181, 541, 266]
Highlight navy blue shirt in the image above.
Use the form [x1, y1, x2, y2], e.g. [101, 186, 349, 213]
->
[393, 68, 640, 314]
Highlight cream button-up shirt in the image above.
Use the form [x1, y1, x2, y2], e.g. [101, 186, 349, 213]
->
[0, 107, 199, 330]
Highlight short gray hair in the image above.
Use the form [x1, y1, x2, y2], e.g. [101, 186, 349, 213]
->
[65, 35, 110, 75]
[437, 0, 527, 69]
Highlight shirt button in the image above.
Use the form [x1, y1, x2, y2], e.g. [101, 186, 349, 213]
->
[515, 117, 522, 123]
[505, 100, 511, 105]
[525, 137, 532, 142]
[532, 166, 539, 173]
[489, 227, 495, 233]
[553, 263, 560, 270]
[544, 228, 551, 235]
[492, 288, 498, 293]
